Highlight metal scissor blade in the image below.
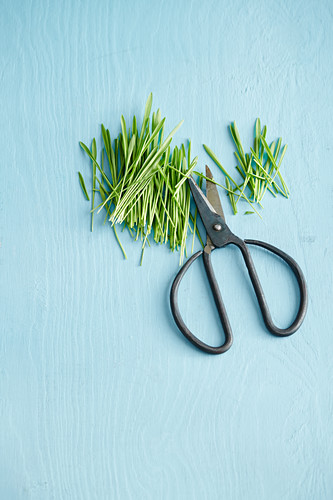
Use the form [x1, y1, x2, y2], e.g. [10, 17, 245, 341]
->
[188, 176, 218, 219]
[188, 173, 228, 249]
[205, 165, 225, 222]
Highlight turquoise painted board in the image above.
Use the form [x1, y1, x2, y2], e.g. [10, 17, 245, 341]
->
[1, 0, 332, 498]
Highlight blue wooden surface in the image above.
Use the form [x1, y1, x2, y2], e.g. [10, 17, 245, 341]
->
[1, 0, 333, 498]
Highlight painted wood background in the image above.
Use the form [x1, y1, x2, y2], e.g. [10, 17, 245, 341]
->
[1, 0, 332, 498]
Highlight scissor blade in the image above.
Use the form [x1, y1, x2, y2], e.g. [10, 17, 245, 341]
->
[188, 174, 227, 249]
[188, 176, 218, 219]
[205, 165, 225, 223]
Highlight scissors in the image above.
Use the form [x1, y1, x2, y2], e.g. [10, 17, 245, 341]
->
[170, 166, 308, 354]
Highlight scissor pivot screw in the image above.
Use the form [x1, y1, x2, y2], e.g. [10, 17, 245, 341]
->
[213, 223, 222, 231]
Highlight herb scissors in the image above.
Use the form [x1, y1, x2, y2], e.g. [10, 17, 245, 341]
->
[170, 166, 308, 354]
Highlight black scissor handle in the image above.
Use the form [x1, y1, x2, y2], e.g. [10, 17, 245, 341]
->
[170, 249, 233, 354]
[241, 239, 308, 336]
[170, 239, 308, 354]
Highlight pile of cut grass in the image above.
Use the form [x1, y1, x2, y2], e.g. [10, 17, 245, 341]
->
[203, 119, 289, 217]
[78, 94, 203, 264]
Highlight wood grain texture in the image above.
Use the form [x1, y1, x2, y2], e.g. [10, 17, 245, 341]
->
[1, 0, 332, 498]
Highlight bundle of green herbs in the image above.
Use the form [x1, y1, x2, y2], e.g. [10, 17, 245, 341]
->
[203, 119, 289, 217]
[78, 94, 203, 264]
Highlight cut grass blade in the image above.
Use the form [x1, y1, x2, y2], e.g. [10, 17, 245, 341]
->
[78, 172, 89, 200]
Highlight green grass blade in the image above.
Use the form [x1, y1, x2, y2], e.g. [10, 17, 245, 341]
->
[78, 172, 89, 200]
